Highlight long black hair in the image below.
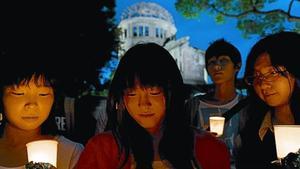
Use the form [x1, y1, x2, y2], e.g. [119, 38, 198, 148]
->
[106, 43, 195, 168]
[244, 31, 300, 126]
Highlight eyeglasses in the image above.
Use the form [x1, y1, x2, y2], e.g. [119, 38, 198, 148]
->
[244, 67, 287, 86]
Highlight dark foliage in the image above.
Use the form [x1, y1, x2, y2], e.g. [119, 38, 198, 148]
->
[0, 0, 118, 93]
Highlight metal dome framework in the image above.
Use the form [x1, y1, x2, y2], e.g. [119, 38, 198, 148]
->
[121, 2, 174, 25]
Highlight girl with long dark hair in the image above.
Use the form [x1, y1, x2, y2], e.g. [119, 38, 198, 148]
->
[76, 43, 230, 169]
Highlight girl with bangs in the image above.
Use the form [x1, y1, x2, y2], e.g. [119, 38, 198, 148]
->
[76, 43, 230, 169]
[236, 31, 300, 169]
[0, 54, 84, 169]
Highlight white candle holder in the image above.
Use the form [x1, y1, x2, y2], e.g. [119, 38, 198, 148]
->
[209, 116, 225, 137]
[274, 125, 300, 159]
[26, 140, 58, 167]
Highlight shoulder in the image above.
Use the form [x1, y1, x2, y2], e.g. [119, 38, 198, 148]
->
[186, 93, 221, 107]
[84, 132, 118, 152]
[57, 135, 84, 150]
[194, 93, 210, 101]
[76, 132, 123, 168]
[56, 136, 84, 169]
[86, 132, 115, 144]
[56, 135, 84, 157]
[185, 94, 205, 106]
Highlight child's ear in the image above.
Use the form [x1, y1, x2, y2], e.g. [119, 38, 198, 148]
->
[235, 63, 241, 71]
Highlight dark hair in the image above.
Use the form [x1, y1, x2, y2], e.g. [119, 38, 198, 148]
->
[245, 31, 300, 81]
[0, 50, 59, 136]
[244, 31, 300, 124]
[205, 38, 241, 70]
[106, 43, 195, 168]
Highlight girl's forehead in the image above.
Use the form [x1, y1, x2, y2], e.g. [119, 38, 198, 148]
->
[10, 74, 50, 88]
[126, 83, 160, 90]
[124, 78, 163, 91]
[254, 53, 272, 71]
[127, 76, 159, 86]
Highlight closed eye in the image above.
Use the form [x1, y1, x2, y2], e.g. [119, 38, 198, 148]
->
[150, 91, 162, 95]
[39, 93, 51, 96]
[148, 87, 163, 95]
[11, 92, 24, 96]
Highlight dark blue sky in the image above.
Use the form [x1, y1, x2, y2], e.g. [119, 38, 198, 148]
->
[115, 0, 300, 78]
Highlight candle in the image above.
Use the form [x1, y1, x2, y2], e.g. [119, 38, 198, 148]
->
[209, 116, 225, 137]
[26, 140, 58, 167]
[274, 125, 300, 159]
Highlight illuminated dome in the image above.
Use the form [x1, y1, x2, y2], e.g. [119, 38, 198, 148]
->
[121, 2, 174, 25]
[118, 2, 207, 85]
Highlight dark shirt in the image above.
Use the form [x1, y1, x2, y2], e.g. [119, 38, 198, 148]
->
[54, 94, 103, 145]
[236, 112, 277, 169]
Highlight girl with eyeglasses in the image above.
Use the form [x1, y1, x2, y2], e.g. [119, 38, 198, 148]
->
[236, 31, 300, 169]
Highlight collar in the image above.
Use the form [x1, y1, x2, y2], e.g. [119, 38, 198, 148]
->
[258, 111, 274, 141]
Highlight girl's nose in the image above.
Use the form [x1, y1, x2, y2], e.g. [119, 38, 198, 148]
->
[259, 80, 272, 90]
[139, 94, 151, 107]
[25, 96, 38, 109]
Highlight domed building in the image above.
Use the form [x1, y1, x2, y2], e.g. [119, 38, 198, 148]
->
[118, 2, 208, 85]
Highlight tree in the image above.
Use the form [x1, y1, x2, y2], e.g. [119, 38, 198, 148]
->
[59, 0, 120, 94]
[0, 0, 119, 95]
[175, 0, 300, 38]
[97, 0, 119, 79]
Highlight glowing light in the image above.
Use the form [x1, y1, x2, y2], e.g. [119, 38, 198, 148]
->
[26, 140, 58, 167]
[209, 116, 225, 137]
[274, 125, 300, 159]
